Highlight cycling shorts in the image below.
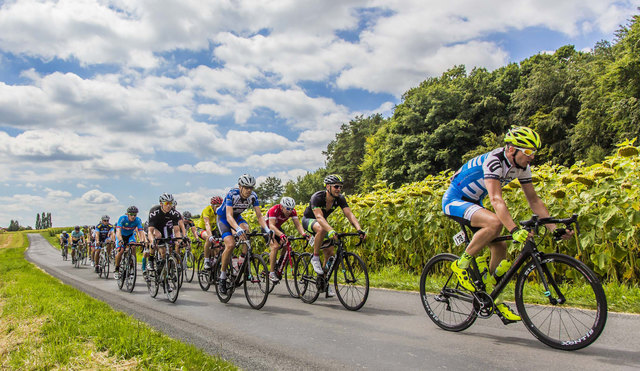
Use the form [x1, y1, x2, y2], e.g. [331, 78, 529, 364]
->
[442, 186, 483, 225]
[95, 237, 112, 249]
[301, 217, 317, 235]
[116, 233, 136, 251]
[216, 215, 248, 239]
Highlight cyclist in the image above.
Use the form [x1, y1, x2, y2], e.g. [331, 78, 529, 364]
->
[182, 211, 198, 239]
[443, 126, 573, 323]
[266, 196, 309, 282]
[93, 215, 114, 273]
[301, 174, 366, 297]
[114, 206, 147, 279]
[198, 196, 223, 270]
[88, 225, 96, 265]
[69, 225, 85, 263]
[216, 174, 271, 294]
[59, 230, 69, 257]
[147, 193, 183, 275]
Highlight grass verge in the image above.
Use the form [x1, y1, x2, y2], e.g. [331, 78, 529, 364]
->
[0, 232, 236, 370]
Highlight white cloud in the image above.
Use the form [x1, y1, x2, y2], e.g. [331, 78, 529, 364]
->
[233, 149, 326, 170]
[81, 189, 118, 204]
[177, 161, 232, 175]
[46, 189, 72, 198]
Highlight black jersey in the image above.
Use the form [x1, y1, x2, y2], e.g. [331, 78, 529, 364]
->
[95, 222, 113, 242]
[303, 190, 349, 219]
[148, 205, 182, 238]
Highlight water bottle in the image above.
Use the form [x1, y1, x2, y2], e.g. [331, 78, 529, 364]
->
[476, 256, 496, 286]
[325, 256, 335, 272]
[232, 257, 239, 272]
[493, 259, 511, 284]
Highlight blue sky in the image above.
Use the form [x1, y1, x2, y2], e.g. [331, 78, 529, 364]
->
[0, 0, 638, 227]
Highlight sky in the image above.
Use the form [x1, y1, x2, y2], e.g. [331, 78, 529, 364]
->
[1, 0, 638, 228]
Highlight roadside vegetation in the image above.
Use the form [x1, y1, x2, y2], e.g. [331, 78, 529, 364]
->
[0, 231, 236, 370]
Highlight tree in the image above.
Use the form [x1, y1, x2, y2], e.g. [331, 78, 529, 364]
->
[255, 176, 284, 205]
[8, 220, 20, 231]
[36, 213, 41, 230]
[284, 169, 328, 204]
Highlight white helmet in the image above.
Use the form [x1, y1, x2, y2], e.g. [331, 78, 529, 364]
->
[280, 197, 296, 209]
[159, 193, 174, 203]
[238, 174, 256, 188]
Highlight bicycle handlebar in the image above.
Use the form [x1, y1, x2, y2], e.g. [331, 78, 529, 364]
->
[519, 214, 580, 235]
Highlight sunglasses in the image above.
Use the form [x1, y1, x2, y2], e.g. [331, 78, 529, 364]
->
[127, 213, 137, 216]
[514, 147, 536, 157]
[332, 184, 343, 190]
[161, 201, 173, 206]
[285, 207, 294, 211]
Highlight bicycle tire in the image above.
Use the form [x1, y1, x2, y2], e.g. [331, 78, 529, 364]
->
[147, 269, 159, 298]
[125, 251, 137, 293]
[196, 254, 211, 291]
[294, 252, 320, 304]
[185, 251, 196, 283]
[117, 258, 125, 290]
[172, 252, 184, 289]
[215, 260, 234, 303]
[419, 253, 477, 331]
[103, 253, 110, 279]
[284, 252, 299, 298]
[165, 256, 180, 303]
[244, 255, 269, 309]
[334, 252, 369, 311]
[515, 253, 607, 351]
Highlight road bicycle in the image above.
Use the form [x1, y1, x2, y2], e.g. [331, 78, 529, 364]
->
[294, 233, 369, 311]
[215, 231, 270, 310]
[181, 238, 196, 283]
[145, 238, 181, 303]
[196, 237, 224, 291]
[262, 236, 309, 298]
[73, 241, 86, 268]
[60, 242, 68, 261]
[419, 214, 607, 351]
[117, 242, 143, 293]
[97, 241, 111, 279]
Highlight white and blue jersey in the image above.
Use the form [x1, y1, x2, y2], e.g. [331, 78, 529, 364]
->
[442, 147, 532, 222]
[116, 215, 143, 237]
[216, 188, 260, 221]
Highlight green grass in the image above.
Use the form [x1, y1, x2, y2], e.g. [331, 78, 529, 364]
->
[368, 265, 640, 314]
[0, 232, 236, 370]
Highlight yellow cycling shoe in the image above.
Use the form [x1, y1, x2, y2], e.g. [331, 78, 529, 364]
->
[496, 303, 521, 324]
[450, 260, 476, 292]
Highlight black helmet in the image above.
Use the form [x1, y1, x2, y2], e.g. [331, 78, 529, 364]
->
[183, 211, 192, 219]
[127, 206, 139, 214]
[74, 226, 80, 231]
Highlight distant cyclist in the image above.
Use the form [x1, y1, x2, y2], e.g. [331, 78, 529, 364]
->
[301, 174, 366, 297]
[198, 196, 223, 270]
[114, 206, 147, 279]
[266, 196, 309, 282]
[69, 226, 85, 263]
[147, 193, 183, 274]
[93, 215, 114, 273]
[443, 126, 573, 323]
[59, 230, 69, 256]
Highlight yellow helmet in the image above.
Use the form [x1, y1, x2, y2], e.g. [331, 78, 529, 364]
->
[505, 126, 541, 149]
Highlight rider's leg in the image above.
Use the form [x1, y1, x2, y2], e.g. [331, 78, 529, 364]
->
[269, 238, 280, 273]
[457, 209, 502, 268]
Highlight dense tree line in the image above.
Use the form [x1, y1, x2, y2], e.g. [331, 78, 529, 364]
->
[35, 212, 52, 229]
[284, 14, 640, 202]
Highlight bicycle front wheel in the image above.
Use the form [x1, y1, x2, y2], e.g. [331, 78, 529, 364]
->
[244, 255, 269, 309]
[334, 252, 369, 311]
[419, 253, 477, 331]
[196, 254, 211, 291]
[125, 252, 137, 293]
[294, 253, 320, 304]
[165, 256, 180, 303]
[515, 253, 607, 351]
[284, 252, 299, 298]
[185, 251, 196, 283]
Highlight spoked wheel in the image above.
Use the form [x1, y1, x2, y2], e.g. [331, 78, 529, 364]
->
[215, 260, 235, 303]
[284, 253, 300, 298]
[244, 255, 269, 309]
[102, 254, 110, 279]
[197, 254, 211, 291]
[294, 253, 320, 304]
[164, 256, 180, 303]
[185, 251, 196, 283]
[334, 252, 369, 311]
[125, 252, 137, 293]
[117, 261, 126, 290]
[419, 253, 477, 331]
[173, 252, 184, 289]
[515, 253, 607, 351]
[147, 269, 159, 298]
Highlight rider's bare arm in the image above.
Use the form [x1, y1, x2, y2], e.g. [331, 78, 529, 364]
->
[486, 178, 518, 233]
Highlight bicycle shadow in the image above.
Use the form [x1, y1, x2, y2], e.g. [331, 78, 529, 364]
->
[221, 302, 311, 316]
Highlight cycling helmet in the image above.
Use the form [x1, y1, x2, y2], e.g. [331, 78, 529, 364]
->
[159, 193, 175, 203]
[183, 211, 192, 219]
[280, 197, 296, 209]
[101, 215, 109, 221]
[211, 196, 223, 205]
[504, 126, 541, 149]
[324, 174, 343, 186]
[62, 231, 67, 234]
[74, 226, 80, 231]
[238, 174, 256, 188]
[127, 206, 139, 214]
[83, 225, 88, 229]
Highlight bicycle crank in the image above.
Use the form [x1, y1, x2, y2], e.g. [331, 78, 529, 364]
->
[472, 291, 494, 318]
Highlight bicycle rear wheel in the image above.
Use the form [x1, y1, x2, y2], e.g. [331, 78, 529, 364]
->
[419, 253, 477, 331]
[294, 252, 320, 304]
[165, 256, 180, 303]
[196, 254, 211, 291]
[185, 251, 196, 283]
[117, 259, 126, 290]
[284, 252, 300, 298]
[334, 252, 369, 311]
[515, 253, 607, 350]
[244, 255, 269, 309]
[147, 269, 159, 298]
[173, 252, 184, 289]
[215, 260, 235, 303]
[103, 252, 110, 279]
[125, 252, 137, 293]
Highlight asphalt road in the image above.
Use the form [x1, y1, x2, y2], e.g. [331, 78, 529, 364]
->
[25, 234, 640, 370]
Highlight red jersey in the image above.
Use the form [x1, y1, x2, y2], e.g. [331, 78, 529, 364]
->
[266, 204, 298, 229]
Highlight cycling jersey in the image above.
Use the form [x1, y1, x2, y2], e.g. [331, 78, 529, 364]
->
[443, 147, 533, 222]
[60, 233, 69, 243]
[70, 230, 84, 240]
[216, 188, 260, 219]
[303, 191, 349, 219]
[116, 215, 143, 237]
[95, 222, 113, 242]
[196, 205, 218, 230]
[148, 206, 182, 238]
[266, 204, 298, 229]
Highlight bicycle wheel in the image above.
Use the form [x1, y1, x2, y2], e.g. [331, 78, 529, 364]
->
[244, 255, 269, 309]
[147, 269, 159, 298]
[515, 253, 607, 350]
[117, 259, 125, 290]
[294, 252, 320, 304]
[215, 260, 234, 303]
[125, 252, 137, 293]
[284, 252, 299, 298]
[196, 254, 211, 291]
[419, 253, 477, 331]
[165, 256, 180, 303]
[334, 252, 369, 311]
[103, 253, 110, 279]
[185, 251, 196, 283]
